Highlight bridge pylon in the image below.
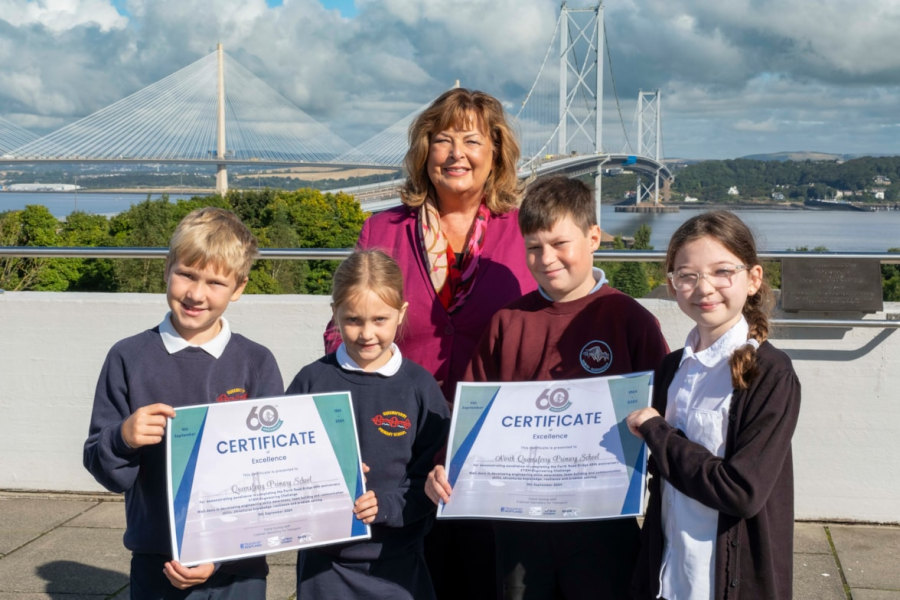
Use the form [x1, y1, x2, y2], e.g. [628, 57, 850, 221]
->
[557, 1, 604, 157]
[635, 89, 663, 205]
[215, 43, 228, 196]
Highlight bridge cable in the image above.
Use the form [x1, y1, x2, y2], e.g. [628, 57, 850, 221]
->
[604, 19, 633, 154]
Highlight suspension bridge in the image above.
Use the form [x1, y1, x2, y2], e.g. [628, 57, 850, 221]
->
[0, 1, 672, 208]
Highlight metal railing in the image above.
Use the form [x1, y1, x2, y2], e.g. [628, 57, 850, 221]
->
[1, 247, 900, 262]
[1, 247, 898, 329]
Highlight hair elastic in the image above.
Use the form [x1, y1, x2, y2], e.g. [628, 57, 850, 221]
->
[743, 338, 760, 350]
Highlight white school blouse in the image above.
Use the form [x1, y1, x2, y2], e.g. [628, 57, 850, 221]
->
[658, 317, 749, 600]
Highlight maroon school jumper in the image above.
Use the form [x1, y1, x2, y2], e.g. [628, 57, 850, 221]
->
[467, 285, 669, 383]
[468, 285, 670, 599]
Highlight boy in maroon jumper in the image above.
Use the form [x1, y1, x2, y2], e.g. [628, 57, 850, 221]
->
[426, 175, 669, 599]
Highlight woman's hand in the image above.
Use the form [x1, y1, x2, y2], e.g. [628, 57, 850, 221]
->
[425, 465, 452, 505]
[626, 408, 661, 439]
[162, 561, 215, 589]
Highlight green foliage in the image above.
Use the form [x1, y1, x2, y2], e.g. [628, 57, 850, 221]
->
[673, 157, 900, 202]
[611, 262, 651, 298]
[883, 248, 900, 302]
[0, 189, 368, 295]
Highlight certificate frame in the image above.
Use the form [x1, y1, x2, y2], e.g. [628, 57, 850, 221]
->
[166, 392, 370, 566]
[437, 372, 653, 522]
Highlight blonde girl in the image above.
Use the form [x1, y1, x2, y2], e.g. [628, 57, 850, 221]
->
[627, 211, 801, 600]
[287, 249, 449, 600]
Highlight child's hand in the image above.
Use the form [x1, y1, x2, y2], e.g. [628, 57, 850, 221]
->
[425, 465, 452, 505]
[122, 403, 176, 449]
[162, 560, 215, 589]
[354, 490, 378, 524]
[362, 462, 370, 483]
[626, 408, 661, 439]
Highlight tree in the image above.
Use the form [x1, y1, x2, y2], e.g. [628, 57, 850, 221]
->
[110, 197, 179, 293]
[608, 226, 652, 299]
[0, 205, 69, 291]
[883, 248, 900, 302]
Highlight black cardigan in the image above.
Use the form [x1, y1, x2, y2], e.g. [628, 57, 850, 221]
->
[631, 341, 801, 600]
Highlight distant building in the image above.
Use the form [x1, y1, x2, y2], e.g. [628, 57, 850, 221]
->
[727, 186, 739, 196]
[874, 175, 892, 185]
[8, 183, 80, 192]
[684, 195, 699, 203]
[771, 192, 785, 201]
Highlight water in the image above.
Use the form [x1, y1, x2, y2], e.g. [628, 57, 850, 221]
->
[598, 206, 900, 252]
[1, 192, 898, 252]
[0, 192, 205, 219]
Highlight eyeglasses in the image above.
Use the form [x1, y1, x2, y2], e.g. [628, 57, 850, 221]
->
[667, 265, 749, 292]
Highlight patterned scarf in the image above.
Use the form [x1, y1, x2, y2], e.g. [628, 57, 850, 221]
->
[418, 196, 491, 314]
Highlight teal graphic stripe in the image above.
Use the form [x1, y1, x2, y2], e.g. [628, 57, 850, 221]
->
[170, 407, 209, 555]
[351, 464, 367, 537]
[448, 387, 500, 488]
[621, 443, 646, 514]
[607, 373, 653, 482]
[170, 407, 209, 503]
[450, 386, 501, 459]
[607, 372, 653, 515]
[312, 393, 361, 503]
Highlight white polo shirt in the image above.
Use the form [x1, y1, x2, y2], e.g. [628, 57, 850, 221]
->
[336, 342, 403, 376]
[658, 316, 749, 600]
[158, 313, 231, 359]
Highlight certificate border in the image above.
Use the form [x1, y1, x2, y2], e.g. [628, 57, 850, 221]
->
[437, 372, 653, 522]
[165, 393, 371, 566]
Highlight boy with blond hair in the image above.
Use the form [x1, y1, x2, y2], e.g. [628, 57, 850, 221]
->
[427, 176, 669, 599]
[84, 207, 283, 600]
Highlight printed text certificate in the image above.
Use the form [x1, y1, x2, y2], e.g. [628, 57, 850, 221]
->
[438, 373, 652, 521]
[166, 393, 369, 565]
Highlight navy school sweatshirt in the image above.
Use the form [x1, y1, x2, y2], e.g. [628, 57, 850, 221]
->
[286, 354, 450, 561]
[83, 328, 284, 577]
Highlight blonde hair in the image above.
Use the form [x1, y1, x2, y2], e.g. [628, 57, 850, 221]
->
[665, 211, 774, 390]
[332, 250, 405, 312]
[166, 207, 258, 283]
[401, 88, 521, 213]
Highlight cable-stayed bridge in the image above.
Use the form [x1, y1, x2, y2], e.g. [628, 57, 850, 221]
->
[0, 1, 671, 206]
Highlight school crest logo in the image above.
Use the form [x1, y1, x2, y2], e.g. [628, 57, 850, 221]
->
[372, 411, 411, 437]
[580, 341, 613, 374]
[217, 387, 248, 403]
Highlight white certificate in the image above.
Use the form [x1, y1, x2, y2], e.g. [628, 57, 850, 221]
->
[437, 373, 653, 521]
[166, 393, 370, 566]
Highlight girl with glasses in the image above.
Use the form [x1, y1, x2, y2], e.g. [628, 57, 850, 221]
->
[626, 210, 801, 600]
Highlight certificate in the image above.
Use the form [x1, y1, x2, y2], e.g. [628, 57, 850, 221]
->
[437, 373, 652, 521]
[166, 393, 370, 566]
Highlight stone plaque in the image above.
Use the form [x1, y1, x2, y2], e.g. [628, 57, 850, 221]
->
[781, 259, 883, 313]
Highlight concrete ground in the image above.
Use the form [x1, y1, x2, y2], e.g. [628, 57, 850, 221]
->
[0, 493, 897, 599]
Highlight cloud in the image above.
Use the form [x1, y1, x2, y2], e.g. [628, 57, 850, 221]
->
[0, 0, 899, 158]
[0, 0, 127, 32]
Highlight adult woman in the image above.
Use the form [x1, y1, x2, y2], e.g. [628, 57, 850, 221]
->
[325, 88, 535, 599]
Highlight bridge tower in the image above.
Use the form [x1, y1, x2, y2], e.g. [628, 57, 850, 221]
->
[216, 43, 228, 196]
[557, 1, 605, 221]
[557, 1, 604, 157]
[635, 89, 663, 205]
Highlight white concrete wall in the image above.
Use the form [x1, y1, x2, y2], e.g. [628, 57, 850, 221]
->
[1, 292, 898, 523]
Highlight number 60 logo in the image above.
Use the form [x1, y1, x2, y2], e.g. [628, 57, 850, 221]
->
[246, 405, 281, 432]
[535, 388, 571, 413]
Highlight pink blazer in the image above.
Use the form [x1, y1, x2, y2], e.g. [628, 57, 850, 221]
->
[325, 205, 537, 402]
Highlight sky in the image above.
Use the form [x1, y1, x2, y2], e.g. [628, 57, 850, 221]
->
[1, 0, 900, 159]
